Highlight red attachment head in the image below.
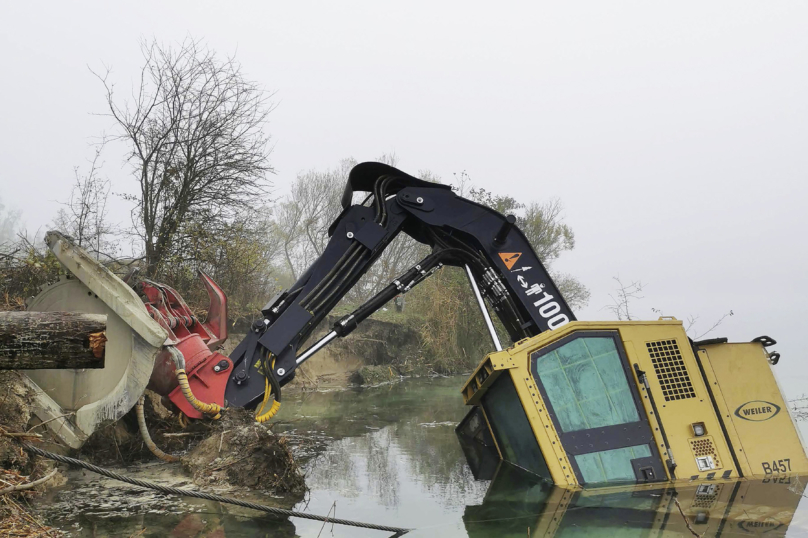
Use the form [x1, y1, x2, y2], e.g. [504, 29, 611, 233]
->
[141, 274, 231, 419]
[198, 270, 228, 350]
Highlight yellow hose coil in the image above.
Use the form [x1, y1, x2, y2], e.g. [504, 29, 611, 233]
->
[136, 395, 180, 463]
[175, 368, 223, 420]
[255, 399, 281, 423]
[255, 376, 281, 423]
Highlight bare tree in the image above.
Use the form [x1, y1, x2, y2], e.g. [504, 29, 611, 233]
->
[293, 159, 353, 259]
[550, 272, 591, 311]
[52, 141, 116, 259]
[273, 199, 305, 281]
[273, 153, 427, 299]
[520, 200, 576, 266]
[95, 38, 274, 277]
[605, 276, 645, 320]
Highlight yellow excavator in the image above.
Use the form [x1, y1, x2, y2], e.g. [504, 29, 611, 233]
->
[25, 162, 807, 496]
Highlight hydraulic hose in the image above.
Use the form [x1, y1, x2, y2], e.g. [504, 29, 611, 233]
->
[303, 175, 397, 312]
[310, 248, 369, 312]
[255, 351, 282, 424]
[175, 369, 223, 420]
[305, 244, 364, 312]
[167, 347, 223, 420]
[255, 396, 281, 424]
[301, 243, 361, 309]
[135, 395, 180, 463]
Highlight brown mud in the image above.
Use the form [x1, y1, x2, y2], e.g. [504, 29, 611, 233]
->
[1, 372, 305, 537]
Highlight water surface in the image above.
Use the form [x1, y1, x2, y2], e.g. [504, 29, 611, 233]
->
[37, 376, 808, 537]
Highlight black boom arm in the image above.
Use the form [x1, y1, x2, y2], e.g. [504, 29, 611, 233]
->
[225, 162, 576, 408]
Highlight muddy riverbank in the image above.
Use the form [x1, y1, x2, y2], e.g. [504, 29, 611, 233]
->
[29, 375, 481, 537]
[0, 369, 307, 537]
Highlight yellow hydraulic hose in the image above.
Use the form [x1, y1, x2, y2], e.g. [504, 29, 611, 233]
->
[255, 376, 281, 423]
[175, 368, 223, 420]
[255, 354, 281, 423]
[164, 346, 223, 421]
[136, 395, 180, 463]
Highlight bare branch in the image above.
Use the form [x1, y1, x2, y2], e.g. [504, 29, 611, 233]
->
[692, 310, 734, 340]
[604, 276, 645, 321]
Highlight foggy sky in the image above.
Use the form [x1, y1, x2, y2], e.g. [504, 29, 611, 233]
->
[1, 2, 807, 397]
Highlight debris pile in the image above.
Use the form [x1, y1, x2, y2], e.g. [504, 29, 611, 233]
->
[78, 391, 306, 497]
[78, 390, 210, 464]
[0, 372, 64, 537]
[183, 407, 306, 495]
[0, 372, 34, 471]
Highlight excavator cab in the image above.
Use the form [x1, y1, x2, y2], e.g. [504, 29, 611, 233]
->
[458, 319, 808, 487]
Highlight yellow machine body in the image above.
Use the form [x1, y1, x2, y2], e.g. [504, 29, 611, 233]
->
[459, 319, 808, 488]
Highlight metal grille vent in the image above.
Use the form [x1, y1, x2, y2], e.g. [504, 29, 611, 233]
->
[693, 484, 721, 508]
[690, 437, 721, 469]
[646, 339, 696, 401]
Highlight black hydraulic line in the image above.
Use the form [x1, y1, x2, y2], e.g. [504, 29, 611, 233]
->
[377, 176, 398, 226]
[24, 445, 410, 535]
[303, 175, 393, 311]
[372, 177, 386, 220]
[309, 248, 370, 313]
[301, 243, 361, 309]
[431, 228, 527, 340]
[304, 174, 400, 311]
[260, 350, 282, 403]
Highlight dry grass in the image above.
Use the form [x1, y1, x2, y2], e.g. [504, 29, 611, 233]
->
[0, 470, 63, 538]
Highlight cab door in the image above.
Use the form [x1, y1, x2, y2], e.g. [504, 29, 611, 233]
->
[530, 331, 666, 485]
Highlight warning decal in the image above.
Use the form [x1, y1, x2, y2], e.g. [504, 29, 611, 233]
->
[498, 252, 522, 270]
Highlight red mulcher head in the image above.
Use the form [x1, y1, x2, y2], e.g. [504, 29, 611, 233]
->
[140, 272, 233, 419]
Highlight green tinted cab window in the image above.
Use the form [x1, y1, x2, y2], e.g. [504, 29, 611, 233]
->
[481, 374, 550, 477]
[534, 336, 639, 433]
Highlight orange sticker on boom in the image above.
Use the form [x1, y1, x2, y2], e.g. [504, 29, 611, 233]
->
[498, 252, 522, 270]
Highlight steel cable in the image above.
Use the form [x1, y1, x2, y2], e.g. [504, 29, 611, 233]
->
[23, 444, 410, 535]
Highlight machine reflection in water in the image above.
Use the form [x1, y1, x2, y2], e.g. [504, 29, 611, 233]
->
[464, 462, 806, 537]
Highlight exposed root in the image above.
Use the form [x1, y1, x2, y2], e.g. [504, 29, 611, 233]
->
[78, 391, 306, 497]
[79, 390, 211, 464]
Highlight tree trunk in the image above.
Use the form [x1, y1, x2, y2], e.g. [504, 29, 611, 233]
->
[0, 312, 107, 370]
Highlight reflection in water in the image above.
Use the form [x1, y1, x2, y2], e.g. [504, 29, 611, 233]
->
[465, 463, 808, 537]
[36, 376, 808, 537]
[282, 377, 490, 537]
